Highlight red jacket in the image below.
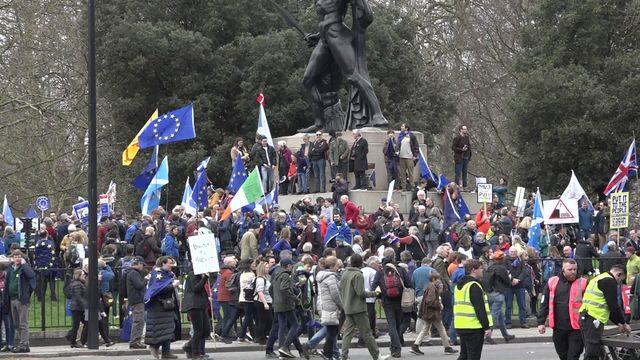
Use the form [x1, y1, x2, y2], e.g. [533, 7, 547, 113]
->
[475, 210, 491, 235]
[217, 267, 235, 302]
[344, 201, 360, 224]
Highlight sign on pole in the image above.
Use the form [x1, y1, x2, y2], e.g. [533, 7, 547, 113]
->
[72, 200, 90, 226]
[36, 196, 50, 212]
[386, 180, 395, 206]
[610, 192, 629, 229]
[543, 198, 579, 225]
[514, 186, 527, 217]
[188, 234, 220, 275]
[476, 183, 493, 204]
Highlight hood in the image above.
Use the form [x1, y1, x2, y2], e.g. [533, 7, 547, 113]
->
[456, 275, 479, 290]
[268, 264, 281, 276]
[316, 270, 337, 284]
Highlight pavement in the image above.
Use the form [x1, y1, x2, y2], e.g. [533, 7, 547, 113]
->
[0, 327, 555, 359]
[48, 343, 561, 360]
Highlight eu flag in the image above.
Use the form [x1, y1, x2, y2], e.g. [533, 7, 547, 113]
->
[138, 104, 196, 149]
[418, 149, 438, 183]
[132, 146, 159, 190]
[228, 153, 247, 193]
[191, 170, 210, 211]
[443, 188, 470, 232]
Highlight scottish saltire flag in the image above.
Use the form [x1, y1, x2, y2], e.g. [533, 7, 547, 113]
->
[418, 148, 438, 183]
[2, 196, 14, 227]
[258, 186, 279, 208]
[138, 104, 196, 149]
[561, 170, 594, 212]
[228, 153, 248, 193]
[191, 170, 210, 211]
[181, 177, 197, 215]
[140, 156, 168, 216]
[24, 206, 38, 219]
[528, 188, 544, 250]
[133, 146, 159, 190]
[256, 93, 273, 147]
[604, 139, 637, 196]
[196, 156, 211, 175]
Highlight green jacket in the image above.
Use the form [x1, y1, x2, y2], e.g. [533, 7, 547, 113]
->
[271, 268, 298, 313]
[339, 267, 376, 315]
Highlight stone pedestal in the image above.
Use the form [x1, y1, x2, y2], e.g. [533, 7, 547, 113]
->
[274, 127, 427, 191]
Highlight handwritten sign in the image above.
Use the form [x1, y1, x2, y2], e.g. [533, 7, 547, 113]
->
[610, 192, 629, 229]
[188, 234, 220, 275]
[476, 183, 493, 203]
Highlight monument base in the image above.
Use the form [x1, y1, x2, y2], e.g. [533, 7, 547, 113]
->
[274, 127, 427, 192]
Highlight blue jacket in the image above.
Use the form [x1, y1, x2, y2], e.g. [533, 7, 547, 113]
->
[161, 234, 180, 258]
[578, 208, 593, 233]
[412, 265, 434, 297]
[3, 234, 18, 255]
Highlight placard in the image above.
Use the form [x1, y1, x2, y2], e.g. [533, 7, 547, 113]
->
[476, 183, 493, 203]
[610, 192, 629, 229]
[188, 234, 220, 275]
[475, 177, 487, 185]
[543, 198, 579, 225]
[72, 201, 89, 225]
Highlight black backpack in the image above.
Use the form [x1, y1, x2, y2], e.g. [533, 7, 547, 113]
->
[243, 277, 257, 300]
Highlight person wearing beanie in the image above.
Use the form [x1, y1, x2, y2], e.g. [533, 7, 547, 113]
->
[482, 250, 515, 344]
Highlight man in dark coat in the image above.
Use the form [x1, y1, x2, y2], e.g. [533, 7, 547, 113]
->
[126, 257, 148, 349]
[181, 271, 211, 359]
[349, 129, 369, 190]
[252, 136, 278, 192]
[271, 258, 301, 358]
[6, 250, 36, 353]
[451, 125, 471, 189]
[575, 237, 599, 276]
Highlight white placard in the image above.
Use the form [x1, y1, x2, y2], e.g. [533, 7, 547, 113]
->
[514, 186, 526, 206]
[475, 177, 487, 184]
[188, 234, 220, 275]
[386, 180, 395, 205]
[476, 183, 493, 203]
[610, 192, 629, 229]
[543, 198, 579, 225]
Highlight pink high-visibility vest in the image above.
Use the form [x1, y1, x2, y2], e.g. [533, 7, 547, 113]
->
[548, 276, 587, 330]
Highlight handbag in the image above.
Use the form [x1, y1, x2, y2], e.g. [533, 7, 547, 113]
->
[161, 297, 175, 311]
[390, 265, 415, 313]
[101, 292, 114, 307]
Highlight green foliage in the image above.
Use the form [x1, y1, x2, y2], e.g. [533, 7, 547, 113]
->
[96, 1, 454, 213]
[510, 0, 640, 196]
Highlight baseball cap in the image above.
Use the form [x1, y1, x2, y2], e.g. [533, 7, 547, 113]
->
[280, 258, 294, 267]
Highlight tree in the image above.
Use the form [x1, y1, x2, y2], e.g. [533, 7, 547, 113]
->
[510, 0, 640, 196]
[97, 0, 455, 213]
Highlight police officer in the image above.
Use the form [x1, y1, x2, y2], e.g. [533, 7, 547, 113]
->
[537, 259, 587, 360]
[454, 259, 493, 360]
[579, 264, 631, 360]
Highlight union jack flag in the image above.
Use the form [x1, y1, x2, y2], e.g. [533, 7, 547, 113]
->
[604, 139, 637, 196]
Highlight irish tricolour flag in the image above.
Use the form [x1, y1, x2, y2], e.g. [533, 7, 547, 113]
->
[221, 167, 265, 220]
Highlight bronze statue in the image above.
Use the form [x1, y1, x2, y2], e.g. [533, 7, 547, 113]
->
[270, 0, 389, 132]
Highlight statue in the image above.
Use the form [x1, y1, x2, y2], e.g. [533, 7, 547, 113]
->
[269, 0, 389, 133]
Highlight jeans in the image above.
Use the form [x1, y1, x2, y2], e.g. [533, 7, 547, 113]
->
[238, 302, 255, 340]
[298, 168, 310, 193]
[449, 293, 458, 344]
[0, 307, 13, 347]
[260, 165, 275, 193]
[454, 158, 470, 187]
[504, 287, 527, 326]
[441, 290, 453, 329]
[488, 292, 510, 338]
[383, 302, 404, 354]
[277, 311, 299, 350]
[307, 325, 339, 357]
[220, 302, 240, 338]
[323, 325, 339, 358]
[67, 310, 85, 345]
[311, 159, 326, 193]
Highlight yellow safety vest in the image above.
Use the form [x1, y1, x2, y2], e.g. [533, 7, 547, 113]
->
[579, 272, 612, 324]
[454, 280, 493, 329]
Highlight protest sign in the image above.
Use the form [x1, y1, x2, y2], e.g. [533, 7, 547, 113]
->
[609, 192, 629, 229]
[188, 234, 220, 275]
[543, 198, 579, 225]
[72, 201, 89, 225]
[476, 183, 493, 204]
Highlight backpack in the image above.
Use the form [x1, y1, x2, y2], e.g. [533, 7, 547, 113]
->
[383, 265, 403, 298]
[124, 224, 138, 243]
[243, 277, 257, 301]
[226, 272, 240, 294]
[135, 237, 149, 257]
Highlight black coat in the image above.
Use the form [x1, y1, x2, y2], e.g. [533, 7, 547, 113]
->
[182, 272, 209, 312]
[349, 137, 368, 172]
[144, 284, 177, 346]
[252, 145, 277, 167]
[126, 268, 147, 306]
[69, 279, 87, 311]
[575, 239, 598, 275]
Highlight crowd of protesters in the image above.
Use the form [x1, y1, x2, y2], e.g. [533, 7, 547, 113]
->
[0, 125, 636, 360]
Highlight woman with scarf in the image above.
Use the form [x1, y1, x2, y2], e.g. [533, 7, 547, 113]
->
[144, 256, 180, 359]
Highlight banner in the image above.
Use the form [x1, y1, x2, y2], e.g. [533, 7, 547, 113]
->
[99, 194, 110, 219]
[188, 234, 220, 275]
[610, 192, 629, 229]
[476, 183, 492, 203]
[386, 180, 395, 205]
[514, 186, 527, 217]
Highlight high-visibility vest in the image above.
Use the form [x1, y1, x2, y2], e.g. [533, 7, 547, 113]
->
[548, 276, 587, 330]
[579, 272, 612, 324]
[454, 280, 493, 329]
